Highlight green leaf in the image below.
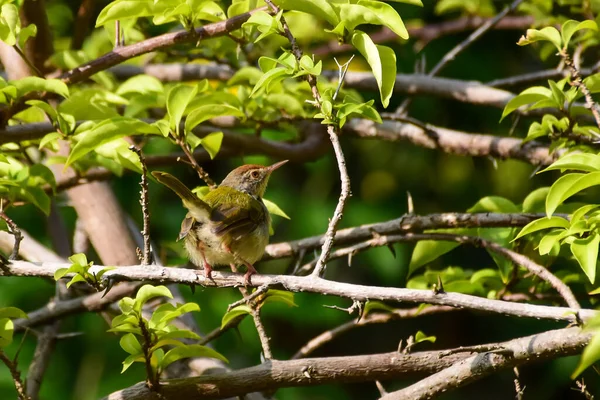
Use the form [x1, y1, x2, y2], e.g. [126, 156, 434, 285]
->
[572, 330, 600, 378]
[22, 186, 50, 215]
[134, 285, 173, 312]
[0, 4, 19, 46]
[571, 233, 599, 284]
[538, 230, 563, 256]
[156, 303, 200, 328]
[263, 198, 290, 219]
[351, 30, 396, 107]
[512, 216, 569, 241]
[11, 77, 69, 98]
[160, 344, 228, 370]
[501, 87, 553, 120]
[414, 330, 436, 344]
[167, 84, 199, 136]
[0, 307, 27, 320]
[540, 153, 600, 173]
[336, 1, 408, 39]
[200, 132, 223, 160]
[68, 253, 88, 267]
[0, 318, 14, 347]
[185, 104, 245, 133]
[156, 329, 202, 341]
[571, 204, 600, 226]
[262, 289, 296, 307]
[18, 23, 36, 49]
[270, 0, 339, 26]
[66, 273, 88, 288]
[468, 196, 519, 213]
[120, 333, 143, 355]
[561, 19, 598, 49]
[250, 67, 291, 97]
[96, 0, 153, 27]
[116, 75, 164, 96]
[121, 353, 144, 373]
[221, 305, 252, 329]
[53, 268, 69, 280]
[66, 118, 158, 167]
[522, 187, 550, 213]
[517, 26, 562, 50]
[409, 228, 475, 275]
[546, 172, 600, 216]
[363, 300, 395, 316]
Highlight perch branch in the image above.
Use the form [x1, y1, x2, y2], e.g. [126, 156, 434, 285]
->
[4, 262, 595, 323]
[103, 327, 590, 400]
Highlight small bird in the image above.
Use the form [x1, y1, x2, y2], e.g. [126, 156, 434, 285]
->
[152, 160, 287, 284]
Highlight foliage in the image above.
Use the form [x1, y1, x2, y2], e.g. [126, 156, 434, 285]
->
[2, 0, 600, 398]
[108, 285, 226, 381]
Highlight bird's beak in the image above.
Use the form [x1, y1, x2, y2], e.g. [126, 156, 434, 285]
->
[267, 159, 289, 172]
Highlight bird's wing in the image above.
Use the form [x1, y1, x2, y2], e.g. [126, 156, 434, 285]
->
[178, 215, 196, 241]
[209, 195, 266, 240]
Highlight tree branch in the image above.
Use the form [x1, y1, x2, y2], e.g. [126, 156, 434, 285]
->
[380, 328, 589, 400]
[103, 327, 589, 400]
[346, 118, 559, 166]
[4, 262, 595, 323]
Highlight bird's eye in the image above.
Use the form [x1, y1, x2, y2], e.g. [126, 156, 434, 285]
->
[250, 170, 260, 179]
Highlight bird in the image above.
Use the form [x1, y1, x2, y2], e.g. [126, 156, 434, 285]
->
[151, 160, 287, 284]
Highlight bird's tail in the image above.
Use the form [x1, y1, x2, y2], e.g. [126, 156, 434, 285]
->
[151, 171, 210, 215]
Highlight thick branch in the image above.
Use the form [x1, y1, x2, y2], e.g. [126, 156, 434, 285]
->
[104, 327, 589, 400]
[381, 328, 589, 400]
[264, 212, 557, 259]
[4, 262, 595, 323]
[345, 118, 558, 166]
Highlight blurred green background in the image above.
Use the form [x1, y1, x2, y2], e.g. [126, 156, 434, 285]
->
[2, 0, 599, 399]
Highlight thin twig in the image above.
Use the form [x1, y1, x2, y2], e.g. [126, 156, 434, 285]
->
[560, 49, 600, 130]
[575, 379, 594, 400]
[396, 0, 525, 115]
[513, 367, 524, 400]
[175, 138, 216, 188]
[291, 305, 455, 359]
[0, 350, 31, 400]
[227, 284, 270, 311]
[231, 265, 273, 359]
[129, 146, 152, 265]
[312, 125, 351, 278]
[26, 321, 60, 400]
[263, 0, 351, 279]
[139, 319, 160, 391]
[0, 208, 23, 260]
[12, 45, 43, 77]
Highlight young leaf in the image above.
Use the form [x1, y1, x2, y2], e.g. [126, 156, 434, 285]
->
[571, 233, 599, 284]
[0, 318, 14, 347]
[263, 198, 290, 219]
[517, 27, 562, 50]
[414, 330, 436, 344]
[221, 305, 252, 329]
[270, 0, 339, 26]
[200, 131, 224, 160]
[160, 344, 228, 370]
[167, 84, 199, 135]
[351, 30, 396, 107]
[501, 87, 553, 120]
[0, 307, 27, 320]
[572, 330, 600, 378]
[336, 1, 408, 39]
[561, 20, 598, 49]
[119, 333, 143, 355]
[545, 173, 586, 217]
[133, 285, 173, 312]
[409, 228, 475, 275]
[185, 104, 245, 133]
[512, 216, 569, 241]
[363, 301, 395, 316]
[11, 77, 69, 98]
[539, 153, 600, 173]
[66, 118, 159, 166]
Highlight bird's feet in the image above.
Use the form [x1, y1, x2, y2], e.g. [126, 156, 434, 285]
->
[203, 261, 215, 282]
[243, 263, 258, 286]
